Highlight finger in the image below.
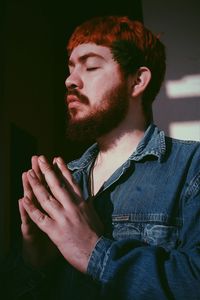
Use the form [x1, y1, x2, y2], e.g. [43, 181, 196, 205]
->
[19, 198, 31, 225]
[54, 157, 82, 199]
[22, 172, 34, 198]
[31, 156, 44, 181]
[37, 156, 78, 207]
[32, 155, 50, 192]
[27, 169, 64, 219]
[22, 196, 54, 236]
[22, 172, 42, 209]
[52, 161, 82, 205]
[19, 198, 38, 238]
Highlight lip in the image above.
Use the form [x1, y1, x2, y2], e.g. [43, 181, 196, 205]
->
[66, 95, 81, 109]
[67, 95, 80, 103]
[67, 96, 82, 110]
[68, 101, 82, 109]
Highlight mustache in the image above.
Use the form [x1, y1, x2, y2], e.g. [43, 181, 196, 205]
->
[65, 90, 89, 104]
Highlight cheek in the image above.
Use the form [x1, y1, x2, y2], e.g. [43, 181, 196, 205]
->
[84, 74, 122, 104]
[83, 80, 103, 104]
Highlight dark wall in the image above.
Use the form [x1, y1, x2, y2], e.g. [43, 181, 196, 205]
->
[1, 0, 143, 255]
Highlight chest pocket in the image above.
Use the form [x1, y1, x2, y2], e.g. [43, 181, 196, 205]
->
[112, 213, 181, 250]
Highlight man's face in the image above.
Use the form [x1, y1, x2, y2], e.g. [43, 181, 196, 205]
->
[65, 43, 130, 141]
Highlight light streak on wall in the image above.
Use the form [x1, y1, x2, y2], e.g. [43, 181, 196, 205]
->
[169, 121, 200, 141]
[166, 74, 200, 99]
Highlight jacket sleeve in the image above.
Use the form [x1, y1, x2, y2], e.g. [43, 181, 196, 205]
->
[87, 173, 200, 300]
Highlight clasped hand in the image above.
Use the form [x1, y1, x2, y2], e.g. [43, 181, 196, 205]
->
[19, 155, 103, 273]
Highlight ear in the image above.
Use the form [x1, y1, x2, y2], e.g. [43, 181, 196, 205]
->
[130, 67, 151, 97]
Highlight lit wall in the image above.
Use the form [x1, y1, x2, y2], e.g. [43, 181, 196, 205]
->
[142, 0, 200, 141]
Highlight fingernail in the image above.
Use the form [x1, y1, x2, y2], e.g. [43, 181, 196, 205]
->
[29, 169, 36, 178]
[39, 155, 46, 163]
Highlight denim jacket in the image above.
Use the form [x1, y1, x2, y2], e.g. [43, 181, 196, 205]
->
[2, 124, 200, 299]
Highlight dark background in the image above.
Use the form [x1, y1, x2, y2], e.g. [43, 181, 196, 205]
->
[0, 0, 143, 255]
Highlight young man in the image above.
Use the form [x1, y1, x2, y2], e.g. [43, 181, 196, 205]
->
[2, 16, 200, 299]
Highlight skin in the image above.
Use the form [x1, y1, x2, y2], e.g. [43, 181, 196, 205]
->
[19, 43, 151, 272]
[19, 156, 102, 272]
[66, 44, 127, 121]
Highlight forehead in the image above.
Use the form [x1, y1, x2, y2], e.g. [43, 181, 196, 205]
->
[68, 43, 113, 63]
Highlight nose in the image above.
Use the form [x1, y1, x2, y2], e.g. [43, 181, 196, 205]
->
[65, 71, 83, 91]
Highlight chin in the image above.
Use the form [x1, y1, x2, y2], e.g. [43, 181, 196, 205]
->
[70, 112, 90, 123]
[69, 108, 88, 119]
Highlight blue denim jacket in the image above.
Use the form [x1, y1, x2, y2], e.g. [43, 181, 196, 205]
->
[2, 124, 200, 299]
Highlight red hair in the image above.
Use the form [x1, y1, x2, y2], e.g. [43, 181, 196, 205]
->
[67, 16, 166, 120]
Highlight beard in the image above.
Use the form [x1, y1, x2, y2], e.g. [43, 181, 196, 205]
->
[65, 80, 129, 143]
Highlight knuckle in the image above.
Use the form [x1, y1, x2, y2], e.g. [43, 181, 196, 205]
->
[43, 164, 53, 174]
[37, 213, 47, 223]
[50, 200, 61, 209]
[34, 179, 42, 189]
[42, 193, 53, 206]
[46, 193, 53, 201]
[44, 194, 61, 209]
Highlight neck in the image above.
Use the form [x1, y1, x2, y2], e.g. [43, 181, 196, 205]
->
[89, 103, 149, 196]
[96, 107, 148, 163]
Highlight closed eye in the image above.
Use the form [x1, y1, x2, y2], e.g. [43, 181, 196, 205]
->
[86, 67, 99, 71]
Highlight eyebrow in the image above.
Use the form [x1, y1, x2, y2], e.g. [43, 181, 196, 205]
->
[68, 52, 106, 66]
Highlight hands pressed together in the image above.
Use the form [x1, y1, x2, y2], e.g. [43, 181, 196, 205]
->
[19, 155, 103, 273]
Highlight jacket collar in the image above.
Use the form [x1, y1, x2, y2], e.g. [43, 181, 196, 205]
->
[130, 124, 166, 162]
[68, 124, 166, 171]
